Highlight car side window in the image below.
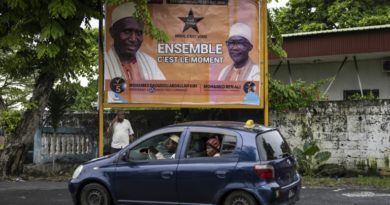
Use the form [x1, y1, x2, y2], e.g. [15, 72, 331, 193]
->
[185, 132, 237, 158]
[128, 132, 181, 161]
[220, 135, 237, 155]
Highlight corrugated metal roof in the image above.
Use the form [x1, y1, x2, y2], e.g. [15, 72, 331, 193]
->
[269, 26, 390, 60]
[283, 24, 390, 38]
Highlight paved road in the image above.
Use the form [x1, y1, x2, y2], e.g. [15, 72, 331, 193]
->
[0, 181, 71, 205]
[300, 186, 390, 205]
[0, 181, 390, 205]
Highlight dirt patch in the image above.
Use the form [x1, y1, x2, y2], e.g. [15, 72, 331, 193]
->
[21, 163, 79, 181]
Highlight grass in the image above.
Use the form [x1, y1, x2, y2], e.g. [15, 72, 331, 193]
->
[302, 176, 390, 189]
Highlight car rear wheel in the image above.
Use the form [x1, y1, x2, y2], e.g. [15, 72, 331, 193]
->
[80, 183, 111, 205]
[224, 191, 257, 205]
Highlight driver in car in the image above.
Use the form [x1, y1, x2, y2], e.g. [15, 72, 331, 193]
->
[149, 134, 179, 159]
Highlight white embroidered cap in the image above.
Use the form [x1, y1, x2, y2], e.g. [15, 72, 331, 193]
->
[169, 134, 180, 143]
[111, 2, 136, 25]
[228, 23, 252, 44]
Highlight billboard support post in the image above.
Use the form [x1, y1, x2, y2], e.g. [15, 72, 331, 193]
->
[262, 0, 269, 127]
[98, 0, 104, 157]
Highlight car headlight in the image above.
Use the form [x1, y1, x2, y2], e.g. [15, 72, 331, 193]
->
[72, 165, 83, 179]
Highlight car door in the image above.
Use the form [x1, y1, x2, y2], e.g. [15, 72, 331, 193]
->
[176, 127, 241, 204]
[113, 127, 187, 204]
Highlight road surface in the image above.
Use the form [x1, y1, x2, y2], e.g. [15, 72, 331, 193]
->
[0, 181, 389, 205]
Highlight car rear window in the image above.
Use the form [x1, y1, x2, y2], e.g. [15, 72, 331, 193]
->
[256, 130, 291, 160]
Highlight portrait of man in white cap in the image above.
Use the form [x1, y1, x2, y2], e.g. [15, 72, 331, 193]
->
[218, 23, 260, 81]
[105, 2, 166, 81]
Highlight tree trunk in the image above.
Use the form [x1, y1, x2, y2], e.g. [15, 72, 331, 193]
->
[0, 73, 55, 176]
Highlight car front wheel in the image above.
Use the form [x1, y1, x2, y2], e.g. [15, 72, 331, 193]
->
[224, 191, 257, 205]
[80, 183, 111, 205]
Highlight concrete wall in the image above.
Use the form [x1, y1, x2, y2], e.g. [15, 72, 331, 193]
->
[270, 100, 390, 169]
[270, 58, 390, 100]
[58, 109, 264, 155]
[53, 101, 390, 169]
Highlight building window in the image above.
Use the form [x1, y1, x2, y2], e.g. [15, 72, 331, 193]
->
[343, 89, 379, 100]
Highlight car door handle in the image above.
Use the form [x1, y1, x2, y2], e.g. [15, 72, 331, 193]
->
[161, 171, 174, 179]
[215, 170, 227, 179]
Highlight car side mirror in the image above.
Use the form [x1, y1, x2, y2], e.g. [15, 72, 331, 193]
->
[121, 150, 131, 162]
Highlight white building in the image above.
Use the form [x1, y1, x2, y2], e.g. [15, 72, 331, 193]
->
[269, 24, 390, 100]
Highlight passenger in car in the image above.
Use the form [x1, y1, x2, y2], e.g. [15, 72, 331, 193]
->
[206, 137, 221, 157]
[149, 134, 179, 159]
[186, 138, 206, 158]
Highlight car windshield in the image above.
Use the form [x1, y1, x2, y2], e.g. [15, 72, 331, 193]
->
[256, 130, 291, 160]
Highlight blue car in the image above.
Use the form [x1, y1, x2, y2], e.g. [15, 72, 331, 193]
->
[69, 120, 301, 205]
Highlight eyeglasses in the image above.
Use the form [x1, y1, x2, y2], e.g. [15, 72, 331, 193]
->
[225, 40, 251, 48]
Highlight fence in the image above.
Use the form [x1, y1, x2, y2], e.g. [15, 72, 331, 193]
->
[33, 127, 98, 164]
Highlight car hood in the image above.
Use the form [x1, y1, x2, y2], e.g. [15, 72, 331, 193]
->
[83, 153, 117, 167]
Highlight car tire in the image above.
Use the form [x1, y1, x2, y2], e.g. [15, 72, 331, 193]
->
[80, 183, 111, 205]
[224, 191, 257, 205]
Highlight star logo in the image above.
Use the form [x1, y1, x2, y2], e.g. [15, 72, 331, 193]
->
[178, 9, 204, 33]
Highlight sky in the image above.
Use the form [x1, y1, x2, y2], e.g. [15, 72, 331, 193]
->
[268, 0, 288, 9]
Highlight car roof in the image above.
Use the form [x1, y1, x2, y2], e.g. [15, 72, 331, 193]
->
[169, 121, 274, 134]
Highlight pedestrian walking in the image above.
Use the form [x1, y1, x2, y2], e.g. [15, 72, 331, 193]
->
[107, 110, 134, 154]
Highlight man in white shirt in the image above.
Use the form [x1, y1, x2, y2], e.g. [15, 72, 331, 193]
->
[107, 111, 134, 153]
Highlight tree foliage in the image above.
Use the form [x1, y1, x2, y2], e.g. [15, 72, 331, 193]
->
[0, 0, 100, 130]
[47, 85, 76, 131]
[1, 0, 100, 74]
[267, 0, 287, 58]
[105, 0, 169, 42]
[0, 110, 21, 134]
[272, 0, 390, 34]
[0, 0, 178, 176]
[0, 47, 35, 110]
[0, 0, 101, 176]
[69, 79, 99, 112]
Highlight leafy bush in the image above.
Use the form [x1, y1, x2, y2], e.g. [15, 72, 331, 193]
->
[0, 110, 22, 135]
[293, 140, 331, 176]
[347, 91, 377, 101]
[269, 78, 331, 112]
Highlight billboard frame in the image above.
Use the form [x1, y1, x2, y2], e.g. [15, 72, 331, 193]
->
[98, 0, 268, 157]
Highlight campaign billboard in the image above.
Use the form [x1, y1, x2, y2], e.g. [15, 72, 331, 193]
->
[104, 0, 264, 107]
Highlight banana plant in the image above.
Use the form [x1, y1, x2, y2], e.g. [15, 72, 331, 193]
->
[293, 140, 331, 176]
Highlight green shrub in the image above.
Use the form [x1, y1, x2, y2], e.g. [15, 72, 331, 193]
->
[347, 91, 377, 101]
[293, 140, 331, 176]
[269, 78, 331, 111]
[0, 110, 22, 135]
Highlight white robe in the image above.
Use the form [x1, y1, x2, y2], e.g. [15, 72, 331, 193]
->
[104, 48, 166, 80]
[218, 59, 260, 81]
